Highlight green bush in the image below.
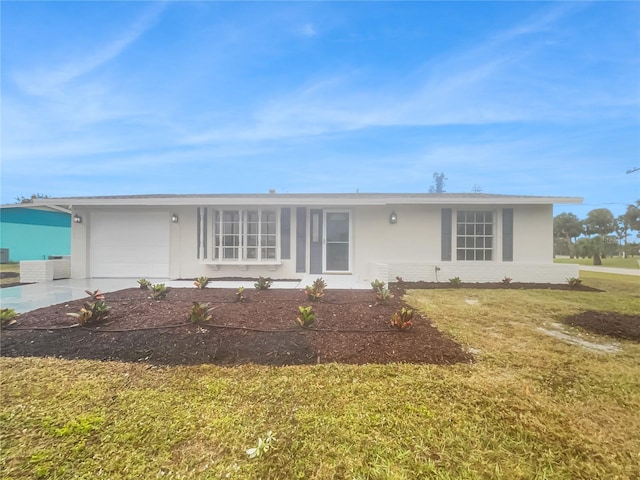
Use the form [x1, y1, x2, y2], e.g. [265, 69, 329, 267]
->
[296, 306, 316, 328]
[150, 283, 171, 299]
[254, 276, 272, 290]
[390, 307, 414, 330]
[1, 308, 17, 328]
[304, 277, 326, 301]
[188, 302, 213, 323]
[193, 276, 209, 289]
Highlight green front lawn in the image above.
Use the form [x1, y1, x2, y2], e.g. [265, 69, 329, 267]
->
[0, 263, 20, 287]
[1, 275, 639, 479]
[554, 256, 640, 269]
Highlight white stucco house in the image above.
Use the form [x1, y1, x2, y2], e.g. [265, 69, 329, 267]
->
[34, 192, 582, 284]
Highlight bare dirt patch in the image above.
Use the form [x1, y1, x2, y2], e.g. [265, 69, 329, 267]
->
[562, 311, 640, 342]
[1, 288, 473, 366]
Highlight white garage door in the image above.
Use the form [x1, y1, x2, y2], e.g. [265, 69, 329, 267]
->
[90, 212, 170, 278]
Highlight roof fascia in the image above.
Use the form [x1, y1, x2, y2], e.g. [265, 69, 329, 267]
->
[32, 194, 583, 207]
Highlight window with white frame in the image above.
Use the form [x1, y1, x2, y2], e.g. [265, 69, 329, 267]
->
[456, 211, 493, 261]
[199, 208, 279, 261]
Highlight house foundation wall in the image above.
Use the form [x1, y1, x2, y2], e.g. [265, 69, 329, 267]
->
[375, 262, 578, 284]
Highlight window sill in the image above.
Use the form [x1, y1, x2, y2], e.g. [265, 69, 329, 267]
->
[201, 260, 282, 271]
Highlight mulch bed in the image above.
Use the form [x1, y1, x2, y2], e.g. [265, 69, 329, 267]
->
[562, 311, 640, 342]
[1, 288, 473, 366]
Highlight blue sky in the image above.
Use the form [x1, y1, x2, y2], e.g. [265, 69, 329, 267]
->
[1, 1, 638, 218]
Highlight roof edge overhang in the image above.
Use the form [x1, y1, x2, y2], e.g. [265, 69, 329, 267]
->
[0, 204, 72, 214]
[31, 193, 584, 208]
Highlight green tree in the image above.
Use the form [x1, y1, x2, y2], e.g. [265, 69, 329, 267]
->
[583, 208, 615, 265]
[428, 172, 447, 193]
[15, 193, 50, 204]
[625, 200, 640, 236]
[553, 212, 582, 258]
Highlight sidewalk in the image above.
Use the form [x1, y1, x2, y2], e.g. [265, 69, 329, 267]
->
[578, 265, 640, 276]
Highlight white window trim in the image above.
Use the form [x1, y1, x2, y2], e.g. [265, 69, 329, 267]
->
[453, 208, 498, 262]
[200, 207, 282, 265]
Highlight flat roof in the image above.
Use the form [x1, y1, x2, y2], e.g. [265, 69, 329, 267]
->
[32, 192, 583, 207]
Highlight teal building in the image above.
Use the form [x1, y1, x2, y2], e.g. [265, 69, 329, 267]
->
[0, 207, 71, 262]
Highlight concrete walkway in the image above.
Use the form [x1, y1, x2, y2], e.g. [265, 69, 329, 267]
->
[0, 275, 372, 314]
[578, 265, 640, 276]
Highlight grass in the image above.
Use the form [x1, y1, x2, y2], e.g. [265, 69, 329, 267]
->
[0, 262, 20, 287]
[554, 256, 640, 269]
[1, 275, 639, 479]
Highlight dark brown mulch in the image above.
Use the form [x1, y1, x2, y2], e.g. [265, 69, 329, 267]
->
[562, 311, 640, 342]
[0, 288, 473, 367]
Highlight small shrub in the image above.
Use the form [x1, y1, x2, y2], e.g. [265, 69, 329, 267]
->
[150, 283, 171, 299]
[254, 276, 272, 290]
[194, 276, 209, 289]
[371, 279, 385, 291]
[391, 307, 414, 330]
[304, 277, 326, 301]
[296, 306, 316, 328]
[67, 297, 111, 326]
[375, 287, 393, 305]
[235, 286, 246, 302]
[137, 278, 152, 290]
[1, 308, 17, 328]
[501, 276, 513, 285]
[448, 277, 462, 288]
[567, 277, 582, 289]
[188, 302, 213, 323]
[246, 431, 276, 459]
[85, 289, 105, 301]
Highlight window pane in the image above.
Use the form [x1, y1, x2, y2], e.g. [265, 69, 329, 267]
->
[262, 248, 276, 259]
[326, 243, 349, 271]
[326, 213, 349, 242]
[246, 247, 257, 259]
[455, 210, 493, 262]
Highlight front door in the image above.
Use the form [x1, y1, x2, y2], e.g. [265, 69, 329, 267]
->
[324, 211, 350, 272]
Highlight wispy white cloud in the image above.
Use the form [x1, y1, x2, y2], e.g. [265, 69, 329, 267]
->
[182, 3, 627, 148]
[297, 23, 317, 37]
[11, 2, 167, 97]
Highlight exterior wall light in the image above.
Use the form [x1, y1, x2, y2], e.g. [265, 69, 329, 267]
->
[73, 214, 82, 224]
[389, 211, 398, 224]
[171, 214, 179, 223]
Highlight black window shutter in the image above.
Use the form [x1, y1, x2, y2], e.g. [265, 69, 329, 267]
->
[441, 208, 452, 261]
[196, 208, 201, 259]
[280, 208, 291, 260]
[503, 208, 513, 261]
[296, 208, 307, 272]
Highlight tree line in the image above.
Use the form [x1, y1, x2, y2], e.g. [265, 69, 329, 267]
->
[553, 201, 640, 264]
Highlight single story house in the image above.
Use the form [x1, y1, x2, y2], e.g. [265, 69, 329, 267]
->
[34, 192, 582, 283]
[0, 205, 71, 262]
